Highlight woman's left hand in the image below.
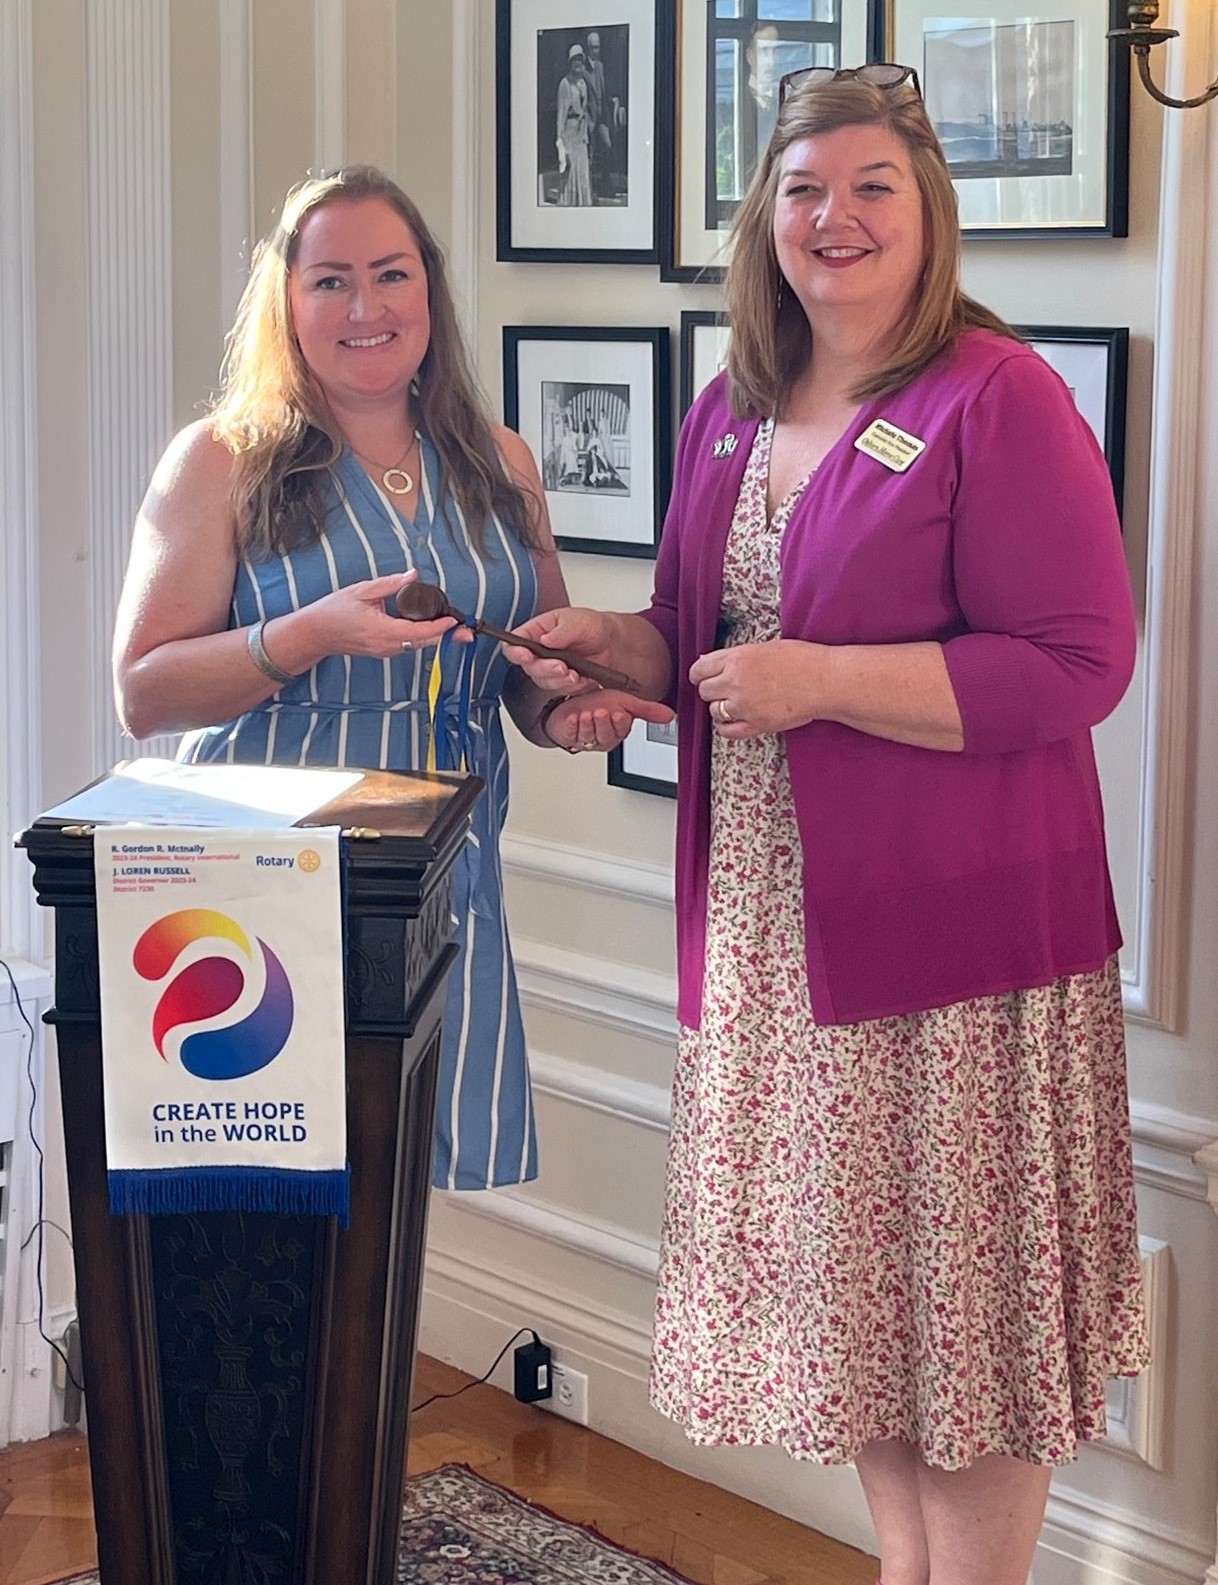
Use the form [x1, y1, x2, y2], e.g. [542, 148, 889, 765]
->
[691, 639, 827, 737]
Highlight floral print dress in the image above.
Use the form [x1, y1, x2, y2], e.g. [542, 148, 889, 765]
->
[648, 420, 1150, 1470]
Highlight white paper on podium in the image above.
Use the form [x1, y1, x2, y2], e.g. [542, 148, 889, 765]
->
[40, 758, 364, 831]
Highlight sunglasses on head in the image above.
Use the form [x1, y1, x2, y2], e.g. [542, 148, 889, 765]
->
[777, 62, 922, 106]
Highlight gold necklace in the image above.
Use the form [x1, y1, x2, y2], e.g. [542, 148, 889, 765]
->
[352, 431, 418, 496]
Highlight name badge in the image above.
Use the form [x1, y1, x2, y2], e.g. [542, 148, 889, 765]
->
[854, 418, 926, 473]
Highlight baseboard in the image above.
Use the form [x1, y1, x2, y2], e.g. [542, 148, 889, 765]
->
[420, 1240, 878, 1556]
[0, 963, 56, 1448]
[425, 1213, 1213, 1584]
[1037, 1486, 1212, 1585]
[6, 1305, 74, 1444]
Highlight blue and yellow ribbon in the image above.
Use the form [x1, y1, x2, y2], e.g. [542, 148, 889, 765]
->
[425, 623, 475, 773]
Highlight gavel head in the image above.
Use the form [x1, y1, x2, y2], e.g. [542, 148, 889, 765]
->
[394, 580, 451, 621]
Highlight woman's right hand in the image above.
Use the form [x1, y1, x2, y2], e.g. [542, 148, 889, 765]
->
[501, 606, 619, 695]
[291, 570, 467, 665]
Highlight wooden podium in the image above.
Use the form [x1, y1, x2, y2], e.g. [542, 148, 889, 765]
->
[18, 765, 482, 1585]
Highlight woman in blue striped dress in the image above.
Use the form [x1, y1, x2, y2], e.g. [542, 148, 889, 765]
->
[113, 165, 659, 1189]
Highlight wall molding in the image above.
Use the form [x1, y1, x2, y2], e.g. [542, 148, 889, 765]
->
[218, 0, 253, 329]
[515, 952, 1218, 1205]
[502, 833, 674, 909]
[1198, 1136, 1218, 1585]
[446, 1183, 659, 1280]
[425, 1222, 1205, 1583]
[426, 1244, 654, 1369]
[514, 938, 676, 1048]
[1128, 1098, 1218, 1203]
[1194, 1138, 1218, 1216]
[529, 1050, 671, 1133]
[450, 0, 481, 333]
[85, 0, 176, 776]
[313, 0, 345, 174]
[1040, 1484, 1212, 1585]
[504, 833, 1200, 1033]
[0, 0, 42, 962]
[1121, 0, 1214, 1034]
[1103, 1237, 1168, 1471]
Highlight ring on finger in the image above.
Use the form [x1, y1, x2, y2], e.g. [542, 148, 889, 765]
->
[714, 698, 734, 724]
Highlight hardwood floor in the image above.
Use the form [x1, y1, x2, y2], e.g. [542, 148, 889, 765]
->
[0, 1355, 878, 1585]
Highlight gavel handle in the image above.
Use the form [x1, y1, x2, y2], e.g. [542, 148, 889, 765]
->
[474, 619, 648, 697]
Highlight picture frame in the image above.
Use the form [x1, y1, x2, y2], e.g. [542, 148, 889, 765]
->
[607, 716, 678, 798]
[503, 325, 671, 557]
[659, 0, 880, 281]
[888, 0, 1130, 238]
[496, 0, 659, 263]
[1014, 325, 1129, 512]
[680, 309, 732, 416]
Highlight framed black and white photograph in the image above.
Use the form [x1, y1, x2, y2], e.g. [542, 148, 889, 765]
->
[680, 309, 732, 415]
[1015, 325, 1129, 511]
[504, 326, 671, 557]
[497, 0, 659, 262]
[659, 0, 878, 281]
[889, 0, 1129, 236]
[608, 715, 678, 798]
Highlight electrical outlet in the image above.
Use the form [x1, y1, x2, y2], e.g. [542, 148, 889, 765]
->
[541, 1361, 588, 1426]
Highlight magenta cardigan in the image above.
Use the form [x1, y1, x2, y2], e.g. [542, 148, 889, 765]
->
[640, 330, 1135, 1028]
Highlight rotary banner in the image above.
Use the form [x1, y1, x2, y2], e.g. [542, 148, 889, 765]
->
[94, 825, 349, 1223]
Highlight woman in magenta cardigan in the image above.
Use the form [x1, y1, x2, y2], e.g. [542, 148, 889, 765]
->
[506, 68, 1147, 1585]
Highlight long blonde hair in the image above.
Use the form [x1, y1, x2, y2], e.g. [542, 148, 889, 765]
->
[726, 78, 1015, 417]
[211, 164, 537, 558]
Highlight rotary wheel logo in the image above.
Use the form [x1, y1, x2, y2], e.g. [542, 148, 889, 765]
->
[297, 849, 322, 873]
[133, 908, 294, 1080]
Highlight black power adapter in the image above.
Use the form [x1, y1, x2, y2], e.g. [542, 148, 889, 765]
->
[513, 1333, 553, 1403]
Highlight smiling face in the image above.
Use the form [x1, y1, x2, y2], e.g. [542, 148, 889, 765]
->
[773, 123, 925, 337]
[287, 196, 430, 416]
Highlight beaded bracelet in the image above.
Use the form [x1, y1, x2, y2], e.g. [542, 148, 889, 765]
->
[247, 619, 300, 688]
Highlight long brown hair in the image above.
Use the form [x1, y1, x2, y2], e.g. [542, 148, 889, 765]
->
[726, 78, 1015, 417]
[210, 164, 538, 559]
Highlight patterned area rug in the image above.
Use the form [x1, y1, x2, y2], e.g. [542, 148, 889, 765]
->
[54, 1464, 699, 1584]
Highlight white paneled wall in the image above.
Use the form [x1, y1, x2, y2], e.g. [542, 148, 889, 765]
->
[84, 0, 177, 773]
[0, 0, 57, 1451]
[0, 0, 42, 965]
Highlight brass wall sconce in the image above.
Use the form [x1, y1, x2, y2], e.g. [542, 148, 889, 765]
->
[1109, 0, 1218, 108]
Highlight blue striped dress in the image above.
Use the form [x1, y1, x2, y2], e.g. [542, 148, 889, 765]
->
[179, 439, 539, 1190]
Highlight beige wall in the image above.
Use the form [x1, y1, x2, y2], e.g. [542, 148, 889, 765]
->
[9, 1, 1218, 1574]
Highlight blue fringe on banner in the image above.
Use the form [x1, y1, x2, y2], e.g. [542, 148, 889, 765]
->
[108, 1165, 350, 1227]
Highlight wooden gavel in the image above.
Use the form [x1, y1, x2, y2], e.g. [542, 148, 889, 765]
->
[395, 579, 647, 697]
